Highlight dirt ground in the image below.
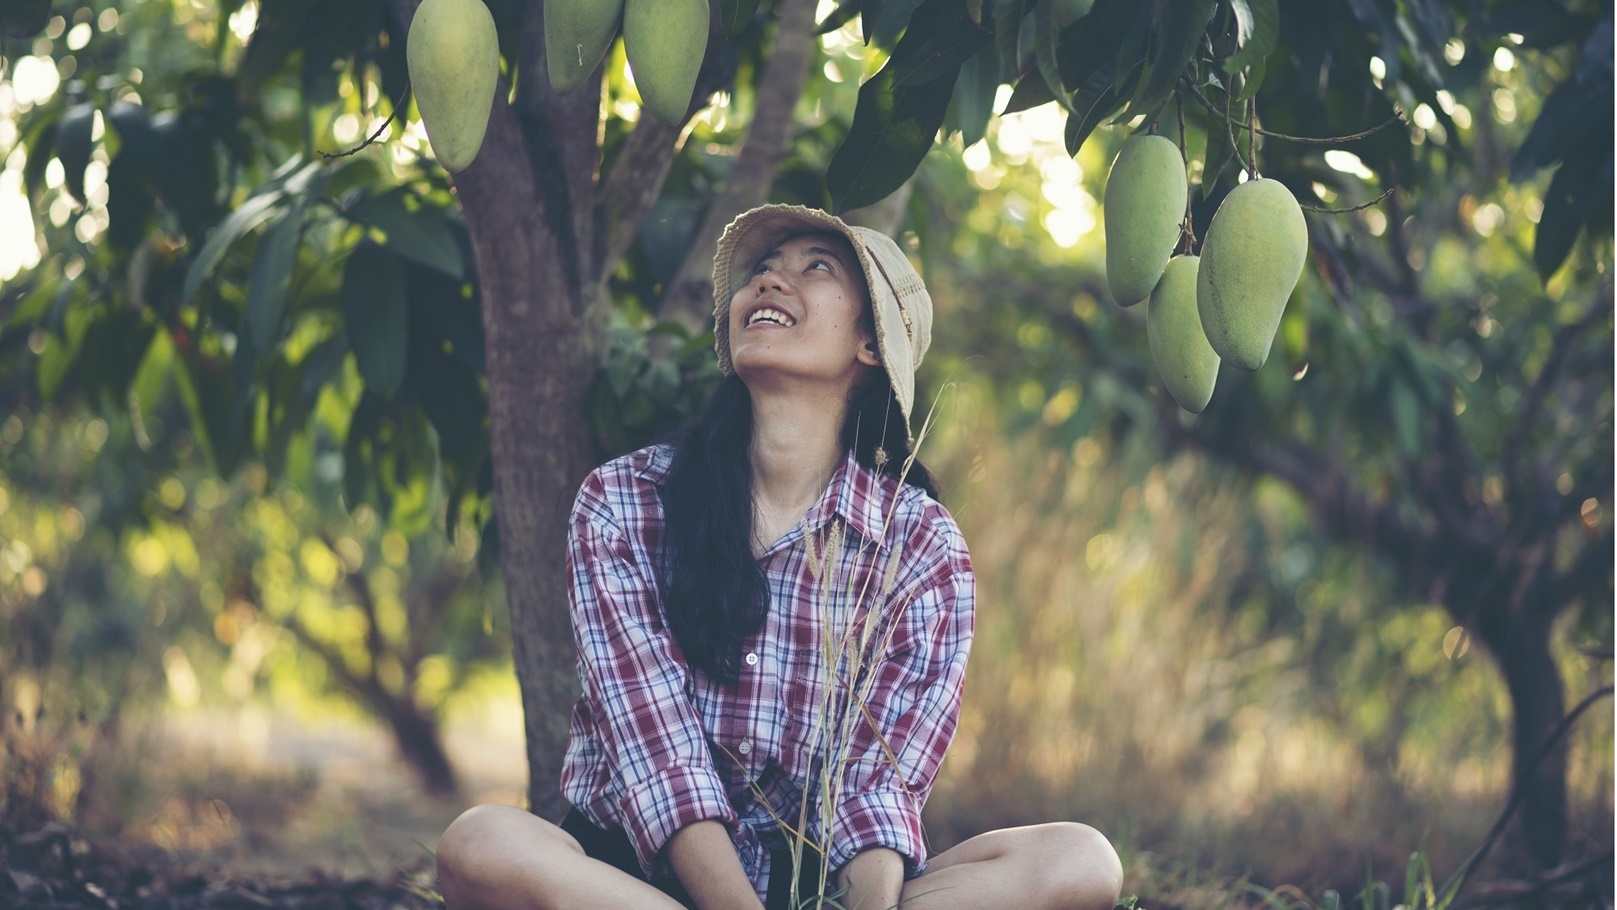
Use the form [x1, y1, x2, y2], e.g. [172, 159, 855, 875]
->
[3, 705, 530, 908]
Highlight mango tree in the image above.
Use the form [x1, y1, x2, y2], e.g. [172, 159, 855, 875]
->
[3, 0, 1609, 866]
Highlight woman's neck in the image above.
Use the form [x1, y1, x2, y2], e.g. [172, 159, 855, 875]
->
[748, 388, 847, 518]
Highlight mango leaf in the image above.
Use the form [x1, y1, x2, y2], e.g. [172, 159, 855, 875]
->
[131, 327, 176, 435]
[0, 0, 51, 38]
[55, 103, 96, 205]
[892, 0, 994, 87]
[106, 151, 154, 251]
[1510, 47, 1613, 181]
[718, 0, 762, 33]
[1035, 0, 1079, 116]
[343, 242, 409, 399]
[344, 391, 386, 514]
[1063, 65, 1130, 156]
[148, 111, 222, 243]
[345, 190, 465, 278]
[816, 0, 864, 36]
[1223, 0, 1277, 74]
[20, 109, 60, 201]
[871, 0, 927, 48]
[245, 197, 307, 356]
[1117, 0, 1217, 124]
[1226, 0, 1253, 48]
[1234, 54, 1266, 102]
[994, 0, 1031, 81]
[238, 0, 321, 94]
[1342, 0, 1401, 85]
[182, 192, 285, 301]
[827, 56, 960, 212]
[946, 44, 1000, 147]
[1533, 143, 1611, 281]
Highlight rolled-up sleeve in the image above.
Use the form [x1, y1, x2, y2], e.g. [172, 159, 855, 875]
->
[568, 474, 737, 875]
[826, 511, 975, 876]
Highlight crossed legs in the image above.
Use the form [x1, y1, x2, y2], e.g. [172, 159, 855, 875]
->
[436, 803, 1123, 910]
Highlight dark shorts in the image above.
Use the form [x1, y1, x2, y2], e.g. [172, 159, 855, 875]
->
[560, 808, 829, 910]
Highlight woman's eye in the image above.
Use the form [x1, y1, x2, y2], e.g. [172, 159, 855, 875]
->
[807, 260, 831, 272]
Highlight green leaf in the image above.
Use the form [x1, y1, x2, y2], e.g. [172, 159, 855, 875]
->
[994, 0, 1031, 81]
[343, 242, 410, 400]
[0, 0, 50, 38]
[245, 198, 307, 356]
[55, 103, 96, 205]
[1234, 53, 1265, 102]
[238, 0, 321, 94]
[1035, 0, 1079, 116]
[1222, 0, 1277, 75]
[871, 0, 927, 48]
[1510, 74, 1612, 181]
[816, 0, 864, 36]
[20, 108, 60, 201]
[718, 0, 762, 33]
[344, 391, 385, 514]
[827, 56, 960, 213]
[106, 148, 154, 252]
[1117, 0, 1216, 124]
[967, 0, 985, 25]
[1063, 65, 1129, 156]
[131, 327, 176, 432]
[344, 190, 466, 279]
[947, 46, 1000, 147]
[891, 0, 995, 87]
[1533, 144, 1610, 281]
[1226, 0, 1252, 48]
[182, 192, 285, 301]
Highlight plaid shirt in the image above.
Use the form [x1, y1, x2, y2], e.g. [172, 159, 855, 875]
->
[560, 443, 975, 902]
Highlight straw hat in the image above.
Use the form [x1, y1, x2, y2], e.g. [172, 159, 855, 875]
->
[712, 204, 933, 432]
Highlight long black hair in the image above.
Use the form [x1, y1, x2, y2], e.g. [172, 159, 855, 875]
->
[657, 367, 938, 684]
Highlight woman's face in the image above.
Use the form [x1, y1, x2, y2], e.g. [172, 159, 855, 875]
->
[727, 232, 881, 393]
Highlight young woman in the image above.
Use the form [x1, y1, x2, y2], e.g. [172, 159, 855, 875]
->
[434, 205, 1123, 910]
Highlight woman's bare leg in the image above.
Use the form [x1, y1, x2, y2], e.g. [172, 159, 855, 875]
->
[435, 804, 688, 910]
[896, 822, 1123, 910]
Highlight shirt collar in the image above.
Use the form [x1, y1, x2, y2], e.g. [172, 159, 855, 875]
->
[802, 449, 892, 546]
[641, 444, 894, 547]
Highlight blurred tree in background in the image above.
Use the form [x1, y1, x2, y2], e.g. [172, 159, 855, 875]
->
[0, 0, 1609, 892]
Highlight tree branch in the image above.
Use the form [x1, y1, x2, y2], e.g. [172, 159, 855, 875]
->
[1504, 291, 1614, 501]
[599, 116, 685, 276]
[521, 0, 604, 292]
[654, 0, 820, 330]
[595, 15, 738, 287]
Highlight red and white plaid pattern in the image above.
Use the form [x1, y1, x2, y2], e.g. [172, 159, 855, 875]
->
[560, 444, 975, 901]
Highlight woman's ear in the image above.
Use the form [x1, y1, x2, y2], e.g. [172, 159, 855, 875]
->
[857, 337, 882, 368]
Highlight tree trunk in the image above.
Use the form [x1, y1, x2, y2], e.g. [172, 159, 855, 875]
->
[385, 697, 459, 797]
[1491, 608, 1568, 868]
[412, 60, 598, 825]
[453, 129, 600, 820]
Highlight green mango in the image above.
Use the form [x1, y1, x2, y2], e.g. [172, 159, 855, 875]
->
[1148, 255, 1220, 413]
[1103, 134, 1188, 307]
[546, 0, 625, 95]
[407, 0, 501, 172]
[0, 0, 51, 38]
[624, 0, 709, 127]
[1196, 177, 1309, 371]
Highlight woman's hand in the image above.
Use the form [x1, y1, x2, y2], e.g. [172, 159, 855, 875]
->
[839, 846, 905, 909]
[666, 820, 767, 910]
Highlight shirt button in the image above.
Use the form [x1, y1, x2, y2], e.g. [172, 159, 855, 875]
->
[737, 740, 752, 755]
[745, 652, 759, 667]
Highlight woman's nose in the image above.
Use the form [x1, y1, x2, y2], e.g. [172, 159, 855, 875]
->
[753, 270, 786, 293]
